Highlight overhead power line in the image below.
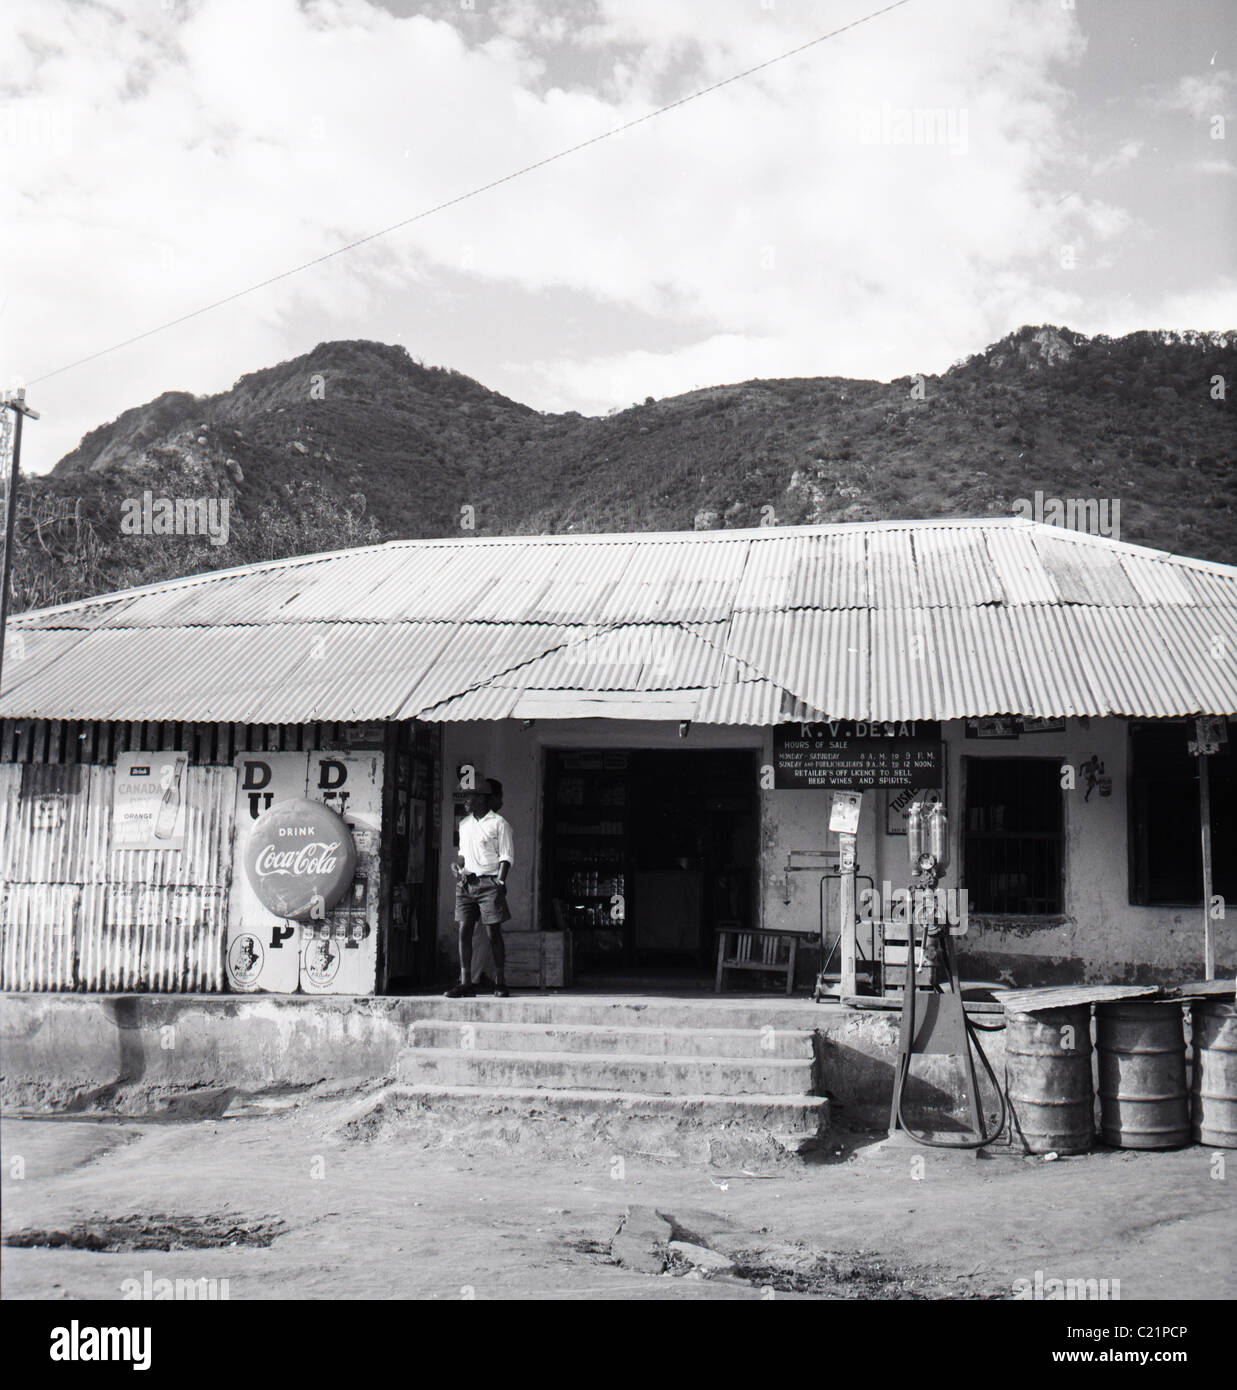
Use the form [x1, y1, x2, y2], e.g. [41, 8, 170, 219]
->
[30, 0, 916, 386]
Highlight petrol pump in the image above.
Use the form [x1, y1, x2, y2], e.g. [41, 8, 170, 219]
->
[905, 797, 950, 983]
[887, 797, 1007, 1148]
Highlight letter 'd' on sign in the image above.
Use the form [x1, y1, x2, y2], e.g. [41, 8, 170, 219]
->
[243, 798, 358, 921]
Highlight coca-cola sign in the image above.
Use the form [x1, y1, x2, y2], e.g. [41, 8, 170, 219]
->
[242, 798, 357, 922]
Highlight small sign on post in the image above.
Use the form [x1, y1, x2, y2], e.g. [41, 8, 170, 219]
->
[829, 791, 862, 835]
[1187, 715, 1227, 759]
[829, 792, 863, 997]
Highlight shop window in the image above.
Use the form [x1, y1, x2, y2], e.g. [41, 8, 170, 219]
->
[963, 758, 1063, 914]
[1129, 722, 1236, 905]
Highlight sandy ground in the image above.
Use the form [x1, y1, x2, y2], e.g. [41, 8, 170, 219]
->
[2, 1090, 1233, 1302]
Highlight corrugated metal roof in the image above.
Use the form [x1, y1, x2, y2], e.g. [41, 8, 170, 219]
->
[695, 678, 790, 726]
[866, 526, 922, 609]
[511, 690, 702, 721]
[727, 609, 869, 720]
[1122, 555, 1197, 607]
[425, 684, 522, 722]
[4, 518, 1235, 724]
[1035, 530, 1143, 607]
[912, 526, 1007, 609]
[0, 629, 96, 688]
[732, 529, 872, 610]
[397, 623, 597, 718]
[488, 623, 729, 692]
[1000, 984, 1164, 1014]
[983, 526, 1060, 605]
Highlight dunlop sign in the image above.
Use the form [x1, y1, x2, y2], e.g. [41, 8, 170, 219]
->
[773, 721, 943, 790]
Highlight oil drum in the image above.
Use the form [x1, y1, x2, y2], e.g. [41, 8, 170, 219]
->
[1191, 999, 1237, 1148]
[1004, 1004, 1093, 1154]
[1096, 1001, 1190, 1149]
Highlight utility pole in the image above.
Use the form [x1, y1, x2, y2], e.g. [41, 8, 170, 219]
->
[0, 387, 40, 699]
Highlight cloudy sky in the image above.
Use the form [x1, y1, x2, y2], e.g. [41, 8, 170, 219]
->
[3, 0, 1234, 472]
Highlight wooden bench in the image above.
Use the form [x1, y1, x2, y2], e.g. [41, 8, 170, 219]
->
[714, 926, 812, 995]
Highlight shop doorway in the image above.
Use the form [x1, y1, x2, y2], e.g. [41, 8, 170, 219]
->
[543, 748, 759, 977]
[383, 726, 440, 992]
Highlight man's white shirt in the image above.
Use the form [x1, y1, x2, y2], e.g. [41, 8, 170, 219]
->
[458, 810, 515, 876]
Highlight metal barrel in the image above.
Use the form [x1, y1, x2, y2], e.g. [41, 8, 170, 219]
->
[1096, 1001, 1190, 1150]
[1004, 1004, 1093, 1154]
[1191, 999, 1237, 1148]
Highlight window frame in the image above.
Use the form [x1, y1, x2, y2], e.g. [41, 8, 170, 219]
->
[1127, 718, 1234, 908]
[961, 754, 1066, 918]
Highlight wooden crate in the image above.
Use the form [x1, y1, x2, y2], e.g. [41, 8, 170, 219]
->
[502, 930, 572, 989]
[878, 922, 933, 995]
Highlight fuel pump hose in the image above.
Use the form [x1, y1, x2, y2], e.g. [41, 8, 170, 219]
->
[892, 986, 1009, 1150]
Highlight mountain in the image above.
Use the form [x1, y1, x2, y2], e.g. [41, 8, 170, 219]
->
[10, 325, 1236, 612]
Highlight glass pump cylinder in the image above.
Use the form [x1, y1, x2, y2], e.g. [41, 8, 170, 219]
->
[926, 801, 950, 870]
[907, 799, 927, 867]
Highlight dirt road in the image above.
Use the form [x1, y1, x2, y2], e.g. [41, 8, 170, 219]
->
[2, 1090, 1232, 1301]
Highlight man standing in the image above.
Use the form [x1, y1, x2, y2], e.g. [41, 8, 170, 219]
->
[469, 779, 505, 990]
[445, 776, 513, 998]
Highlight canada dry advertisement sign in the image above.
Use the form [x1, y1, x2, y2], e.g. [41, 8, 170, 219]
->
[112, 752, 188, 850]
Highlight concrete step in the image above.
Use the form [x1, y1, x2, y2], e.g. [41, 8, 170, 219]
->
[406, 994, 825, 1032]
[365, 1083, 831, 1139]
[397, 1047, 817, 1096]
[408, 1019, 816, 1059]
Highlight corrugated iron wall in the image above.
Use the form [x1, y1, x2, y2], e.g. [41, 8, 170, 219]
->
[0, 718, 354, 765]
[0, 719, 358, 992]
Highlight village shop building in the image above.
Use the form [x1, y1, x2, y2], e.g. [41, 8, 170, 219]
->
[0, 517, 1234, 997]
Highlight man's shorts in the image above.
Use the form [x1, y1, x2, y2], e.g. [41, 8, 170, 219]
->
[454, 876, 511, 927]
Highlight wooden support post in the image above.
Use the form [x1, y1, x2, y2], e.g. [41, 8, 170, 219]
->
[840, 831, 857, 998]
[1200, 751, 1214, 981]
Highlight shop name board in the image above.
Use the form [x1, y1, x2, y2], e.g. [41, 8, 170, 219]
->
[773, 721, 943, 790]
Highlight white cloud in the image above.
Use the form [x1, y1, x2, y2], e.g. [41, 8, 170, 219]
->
[1088, 280, 1237, 339]
[1154, 70, 1234, 120]
[0, 0, 1228, 469]
[1089, 140, 1144, 175]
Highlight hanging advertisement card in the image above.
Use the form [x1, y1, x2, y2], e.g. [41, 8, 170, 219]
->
[113, 752, 189, 850]
[886, 786, 943, 835]
[829, 791, 863, 835]
[965, 718, 1019, 740]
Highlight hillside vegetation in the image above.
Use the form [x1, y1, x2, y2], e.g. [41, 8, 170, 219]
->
[7, 324, 1234, 612]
